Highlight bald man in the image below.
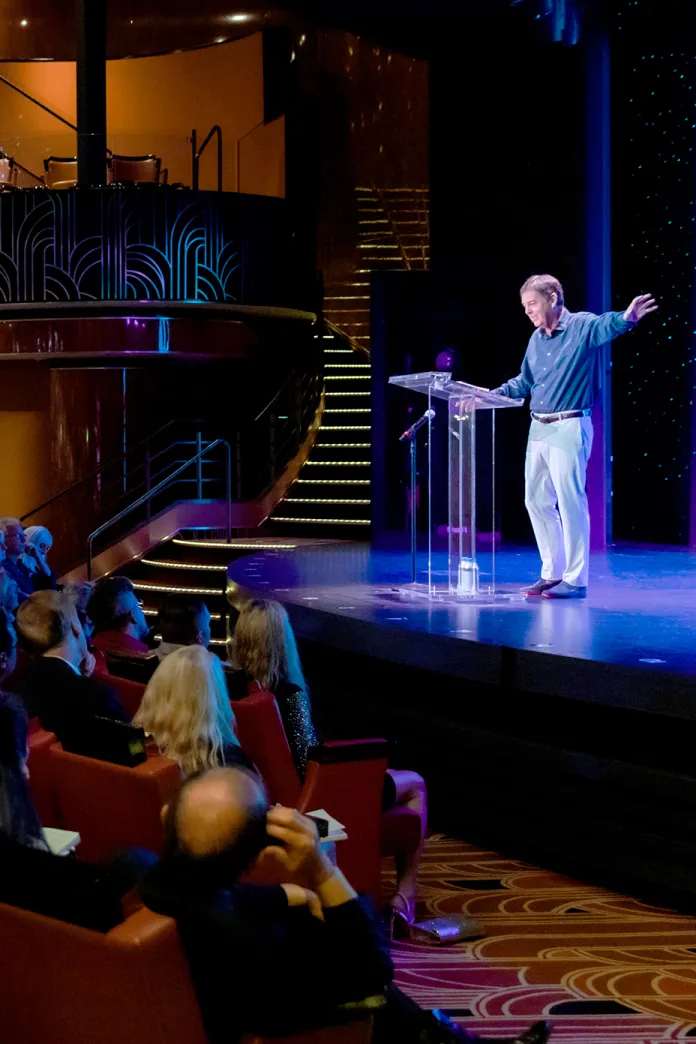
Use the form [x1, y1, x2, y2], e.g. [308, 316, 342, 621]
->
[141, 768, 551, 1044]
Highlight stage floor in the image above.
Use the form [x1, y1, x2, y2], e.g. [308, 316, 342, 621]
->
[228, 542, 696, 716]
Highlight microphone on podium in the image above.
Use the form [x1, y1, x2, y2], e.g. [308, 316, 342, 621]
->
[399, 409, 436, 443]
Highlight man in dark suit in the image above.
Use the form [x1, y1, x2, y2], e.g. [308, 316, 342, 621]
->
[16, 590, 129, 742]
[141, 767, 551, 1044]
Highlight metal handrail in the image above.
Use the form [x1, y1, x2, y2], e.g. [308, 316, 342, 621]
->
[0, 74, 78, 131]
[20, 418, 189, 523]
[235, 120, 265, 193]
[191, 125, 223, 191]
[87, 438, 232, 579]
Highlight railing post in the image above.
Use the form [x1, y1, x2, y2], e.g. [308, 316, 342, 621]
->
[145, 445, 152, 523]
[225, 441, 232, 544]
[196, 431, 203, 499]
[236, 431, 243, 500]
[217, 127, 223, 192]
[191, 128, 198, 190]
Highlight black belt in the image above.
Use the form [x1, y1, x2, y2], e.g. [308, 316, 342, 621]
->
[531, 409, 590, 424]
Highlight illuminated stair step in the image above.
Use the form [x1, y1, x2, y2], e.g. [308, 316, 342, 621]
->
[272, 517, 370, 526]
[286, 498, 371, 505]
[143, 606, 223, 621]
[172, 538, 298, 550]
[132, 581, 224, 596]
[141, 558, 227, 571]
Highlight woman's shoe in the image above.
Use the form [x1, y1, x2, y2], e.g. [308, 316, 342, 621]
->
[388, 891, 416, 940]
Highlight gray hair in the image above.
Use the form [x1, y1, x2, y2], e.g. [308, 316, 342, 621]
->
[0, 518, 21, 537]
[520, 274, 565, 309]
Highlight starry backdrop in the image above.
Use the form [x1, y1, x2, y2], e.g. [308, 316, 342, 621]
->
[611, 0, 695, 544]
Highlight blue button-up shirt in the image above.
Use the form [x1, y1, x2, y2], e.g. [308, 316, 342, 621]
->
[497, 308, 635, 413]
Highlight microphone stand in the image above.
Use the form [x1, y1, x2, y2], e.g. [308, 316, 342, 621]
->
[400, 425, 421, 585]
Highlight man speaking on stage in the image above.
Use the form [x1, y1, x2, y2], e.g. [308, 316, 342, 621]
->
[493, 275, 657, 599]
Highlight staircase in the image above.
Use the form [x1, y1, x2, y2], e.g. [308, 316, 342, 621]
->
[119, 532, 302, 655]
[268, 186, 430, 536]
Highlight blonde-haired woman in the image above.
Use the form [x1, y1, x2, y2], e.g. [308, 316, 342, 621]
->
[229, 598, 317, 776]
[134, 645, 253, 777]
[230, 598, 427, 933]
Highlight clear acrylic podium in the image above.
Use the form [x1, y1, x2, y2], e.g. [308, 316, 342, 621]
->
[389, 370, 523, 601]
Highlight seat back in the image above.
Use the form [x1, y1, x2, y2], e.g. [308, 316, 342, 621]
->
[298, 740, 389, 901]
[0, 900, 207, 1044]
[27, 719, 61, 827]
[43, 155, 77, 189]
[103, 671, 146, 717]
[111, 154, 161, 183]
[50, 746, 181, 862]
[233, 688, 302, 806]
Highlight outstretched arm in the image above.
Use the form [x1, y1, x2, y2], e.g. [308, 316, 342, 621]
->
[585, 294, 658, 350]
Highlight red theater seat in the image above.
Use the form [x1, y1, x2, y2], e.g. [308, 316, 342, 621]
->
[233, 687, 302, 805]
[27, 719, 61, 827]
[0, 898, 374, 1044]
[0, 900, 207, 1044]
[49, 745, 181, 862]
[102, 671, 146, 717]
[234, 685, 421, 901]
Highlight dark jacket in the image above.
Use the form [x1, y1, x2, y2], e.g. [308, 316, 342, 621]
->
[0, 837, 126, 932]
[141, 860, 392, 1044]
[2, 558, 35, 601]
[21, 656, 130, 741]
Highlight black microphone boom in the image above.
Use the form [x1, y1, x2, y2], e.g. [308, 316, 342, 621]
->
[399, 409, 435, 442]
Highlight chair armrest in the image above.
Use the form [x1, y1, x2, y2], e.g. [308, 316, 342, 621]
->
[307, 739, 389, 764]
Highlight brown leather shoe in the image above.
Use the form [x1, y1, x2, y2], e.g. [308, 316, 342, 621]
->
[521, 578, 561, 596]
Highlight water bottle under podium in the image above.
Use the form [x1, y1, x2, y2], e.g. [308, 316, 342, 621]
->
[457, 558, 480, 596]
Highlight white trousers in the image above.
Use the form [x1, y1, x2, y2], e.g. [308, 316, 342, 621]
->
[524, 417, 593, 588]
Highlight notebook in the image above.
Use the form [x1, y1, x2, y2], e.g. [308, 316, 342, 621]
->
[43, 827, 81, 857]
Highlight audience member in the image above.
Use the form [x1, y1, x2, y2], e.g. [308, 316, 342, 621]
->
[16, 590, 129, 742]
[0, 570, 19, 617]
[0, 518, 34, 602]
[134, 645, 253, 776]
[141, 766, 550, 1044]
[0, 607, 17, 689]
[0, 692, 48, 850]
[20, 525, 58, 590]
[62, 581, 95, 639]
[229, 598, 317, 775]
[230, 596, 427, 933]
[155, 595, 212, 662]
[62, 581, 107, 672]
[0, 676, 141, 932]
[87, 576, 150, 657]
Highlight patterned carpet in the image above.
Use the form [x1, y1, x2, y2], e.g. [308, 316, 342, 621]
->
[389, 835, 696, 1042]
